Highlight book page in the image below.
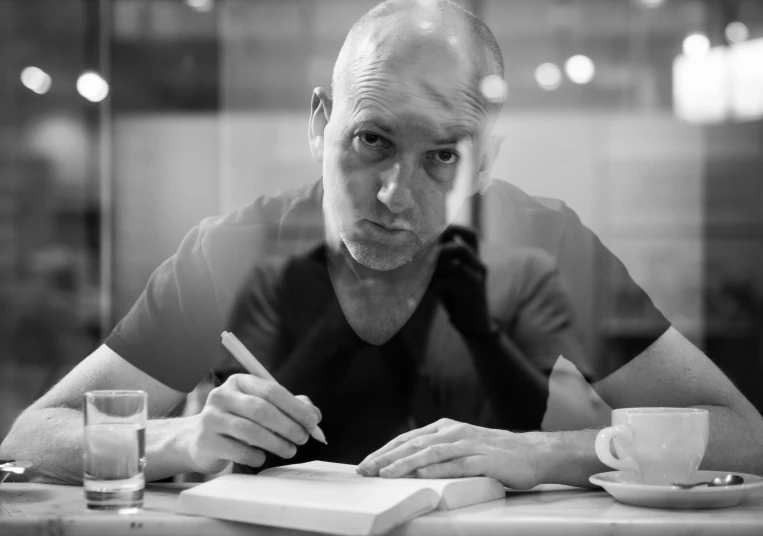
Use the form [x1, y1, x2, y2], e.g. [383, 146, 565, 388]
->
[261, 461, 505, 509]
[261, 461, 365, 481]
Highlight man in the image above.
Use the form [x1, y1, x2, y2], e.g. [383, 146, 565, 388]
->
[215, 224, 572, 473]
[3, 0, 763, 489]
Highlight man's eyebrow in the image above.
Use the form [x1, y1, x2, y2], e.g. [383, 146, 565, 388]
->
[433, 127, 475, 145]
[373, 121, 397, 136]
[352, 117, 397, 136]
[353, 116, 475, 144]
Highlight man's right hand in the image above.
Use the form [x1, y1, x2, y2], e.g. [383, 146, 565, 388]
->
[184, 374, 322, 474]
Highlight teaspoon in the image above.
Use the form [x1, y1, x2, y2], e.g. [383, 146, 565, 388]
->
[0, 461, 31, 470]
[0, 465, 27, 475]
[672, 474, 744, 489]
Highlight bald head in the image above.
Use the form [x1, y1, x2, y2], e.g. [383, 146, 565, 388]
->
[331, 0, 504, 108]
[312, 0, 507, 272]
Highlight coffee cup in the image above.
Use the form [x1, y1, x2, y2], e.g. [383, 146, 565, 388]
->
[595, 407, 709, 485]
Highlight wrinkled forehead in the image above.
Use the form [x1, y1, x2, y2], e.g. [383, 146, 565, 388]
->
[337, 27, 493, 139]
[342, 79, 488, 146]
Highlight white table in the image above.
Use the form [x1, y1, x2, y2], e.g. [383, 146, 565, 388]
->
[2, 481, 763, 535]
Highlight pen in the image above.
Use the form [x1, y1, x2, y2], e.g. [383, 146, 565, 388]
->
[220, 331, 327, 445]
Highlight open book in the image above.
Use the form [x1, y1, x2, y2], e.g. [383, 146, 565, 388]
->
[176, 461, 506, 535]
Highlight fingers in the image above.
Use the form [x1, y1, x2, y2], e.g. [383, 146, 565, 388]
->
[224, 414, 298, 460]
[440, 226, 479, 252]
[377, 439, 468, 478]
[357, 421, 442, 475]
[193, 375, 327, 472]
[436, 241, 484, 274]
[234, 374, 321, 429]
[431, 260, 484, 299]
[413, 456, 485, 479]
[215, 383, 310, 447]
[208, 375, 324, 453]
[295, 394, 322, 422]
[358, 420, 463, 476]
[432, 266, 483, 290]
[363, 431, 457, 476]
[433, 228, 484, 294]
[213, 435, 267, 468]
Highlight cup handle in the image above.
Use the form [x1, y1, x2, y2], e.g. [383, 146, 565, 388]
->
[595, 424, 639, 473]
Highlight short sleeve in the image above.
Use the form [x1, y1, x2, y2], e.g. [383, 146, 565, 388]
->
[555, 206, 671, 381]
[105, 226, 225, 393]
[223, 260, 289, 374]
[508, 250, 582, 374]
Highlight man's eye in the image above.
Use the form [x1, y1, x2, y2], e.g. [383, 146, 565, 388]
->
[359, 133, 386, 148]
[431, 150, 459, 166]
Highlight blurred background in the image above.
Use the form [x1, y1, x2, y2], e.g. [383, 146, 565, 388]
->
[1, 0, 762, 438]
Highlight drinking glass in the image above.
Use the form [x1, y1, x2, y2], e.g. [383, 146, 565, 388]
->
[83, 390, 147, 512]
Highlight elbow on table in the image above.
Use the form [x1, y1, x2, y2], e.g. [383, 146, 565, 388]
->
[1, 406, 84, 485]
[703, 401, 763, 476]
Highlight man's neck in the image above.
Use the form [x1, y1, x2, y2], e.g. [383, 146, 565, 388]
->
[324, 240, 437, 345]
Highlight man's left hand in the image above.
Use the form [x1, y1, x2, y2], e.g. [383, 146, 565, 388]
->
[356, 418, 546, 490]
[432, 226, 494, 336]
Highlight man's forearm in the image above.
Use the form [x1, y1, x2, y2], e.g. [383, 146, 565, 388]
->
[697, 403, 763, 475]
[0, 407, 197, 484]
[530, 404, 763, 489]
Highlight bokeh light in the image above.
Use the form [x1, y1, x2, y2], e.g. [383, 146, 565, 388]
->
[564, 55, 595, 85]
[20, 66, 52, 95]
[683, 33, 710, 60]
[76, 71, 109, 103]
[535, 63, 562, 91]
[185, 0, 214, 12]
[637, 0, 665, 7]
[25, 115, 89, 186]
[725, 22, 749, 45]
[480, 75, 507, 103]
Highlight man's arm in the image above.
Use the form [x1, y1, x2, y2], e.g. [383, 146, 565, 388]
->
[0, 345, 190, 483]
[0, 344, 321, 484]
[537, 327, 763, 486]
[357, 327, 763, 488]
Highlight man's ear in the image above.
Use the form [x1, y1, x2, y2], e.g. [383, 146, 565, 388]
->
[308, 87, 332, 165]
[476, 133, 504, 192]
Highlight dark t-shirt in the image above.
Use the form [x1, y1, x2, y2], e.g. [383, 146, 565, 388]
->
[106, 178, 669, 463]
[221, 241, 584, 468]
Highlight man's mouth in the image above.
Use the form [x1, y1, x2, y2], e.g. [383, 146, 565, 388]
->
[365, 220, 410, 233]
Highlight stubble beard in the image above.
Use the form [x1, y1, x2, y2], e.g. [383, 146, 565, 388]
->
[341, 231, 421, 272]
[322, 185, 422, 271]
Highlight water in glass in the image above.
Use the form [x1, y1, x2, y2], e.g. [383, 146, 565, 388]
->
[84, 423, 146, 511]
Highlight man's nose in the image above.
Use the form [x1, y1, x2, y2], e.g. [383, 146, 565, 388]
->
[377, 159, 415, 214]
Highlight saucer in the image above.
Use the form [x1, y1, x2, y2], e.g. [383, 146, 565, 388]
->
[589, 470, 763, 509]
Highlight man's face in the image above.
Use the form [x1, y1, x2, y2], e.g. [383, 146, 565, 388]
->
[320, 43, 491, 272]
